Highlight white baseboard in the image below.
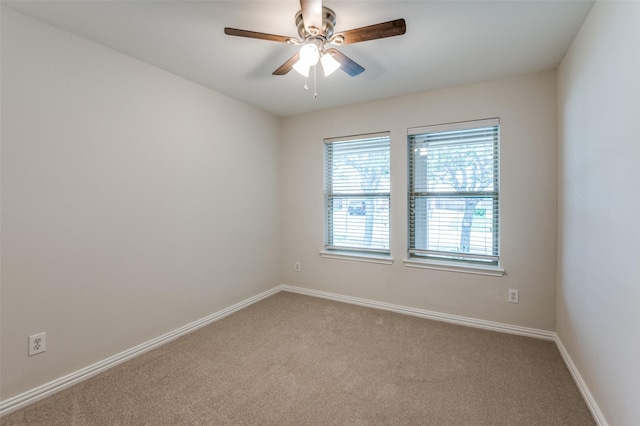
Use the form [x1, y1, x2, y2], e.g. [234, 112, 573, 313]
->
[280, 284, 556, 340]
[0, 286, 281, 417]
[281, 284, 607, 425]
[2, 283, 605, 426]
[555, 337, 608, 426]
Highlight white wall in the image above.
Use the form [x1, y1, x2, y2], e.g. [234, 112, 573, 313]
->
[0, 8, 281, 400]
[281, 71, 558, 331]
[557, 2, 640, 425]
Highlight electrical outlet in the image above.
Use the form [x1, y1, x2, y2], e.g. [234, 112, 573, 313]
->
[29, 332, 46, 356]
[508, 289, 519, 304]
[294, 261, 301, 272]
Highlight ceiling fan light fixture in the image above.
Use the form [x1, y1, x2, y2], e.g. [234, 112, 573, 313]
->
[292, 60, 311, 77]
[320, 51, 340, 76]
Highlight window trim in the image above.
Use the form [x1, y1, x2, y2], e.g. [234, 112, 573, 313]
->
[407, 118, 502, 271]
[402, 257, 504, 276]
[320, 250, 394, 265]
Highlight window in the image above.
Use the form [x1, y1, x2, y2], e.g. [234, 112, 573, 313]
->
[324, 132, 390, 257]
[408, 119, 500, 267]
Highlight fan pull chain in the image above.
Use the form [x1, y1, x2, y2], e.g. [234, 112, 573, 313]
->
[313, 65, 317, 98]
[301, 67, 317, 99]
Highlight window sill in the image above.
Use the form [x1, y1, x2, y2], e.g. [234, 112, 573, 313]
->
[402, 258, 504, 277]
[320, 251, 394, 265]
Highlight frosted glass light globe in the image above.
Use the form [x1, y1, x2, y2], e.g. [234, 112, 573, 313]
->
[299, 43, 320, 67]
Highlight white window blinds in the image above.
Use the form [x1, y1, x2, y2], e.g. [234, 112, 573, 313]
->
[324, 133, 390, 254]
[408, 119, 500, 265]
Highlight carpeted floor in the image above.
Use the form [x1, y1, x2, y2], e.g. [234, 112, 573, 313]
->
[2, 291, 595, 425]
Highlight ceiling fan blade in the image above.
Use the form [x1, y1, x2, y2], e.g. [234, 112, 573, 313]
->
[300, 0, 322, 33]
[224, 28, 294, 44]
[273, 53, 301, 75]
[331, 19, 406, 45]
[326, 48, 364, 77]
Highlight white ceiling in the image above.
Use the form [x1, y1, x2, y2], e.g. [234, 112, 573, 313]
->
[3, 0, 594, 117]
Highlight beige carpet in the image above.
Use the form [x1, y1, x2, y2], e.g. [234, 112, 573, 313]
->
[2, 292, 594, 425]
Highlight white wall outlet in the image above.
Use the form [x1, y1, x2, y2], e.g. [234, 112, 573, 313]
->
[508, 289, 519, 304]
[29, 332, 46, 356]
[294, 261, 301, 272]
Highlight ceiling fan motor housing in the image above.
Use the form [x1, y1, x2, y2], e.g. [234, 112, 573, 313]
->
[295, 7, 336, 42]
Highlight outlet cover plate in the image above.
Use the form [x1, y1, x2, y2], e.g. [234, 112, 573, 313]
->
[29, 332, 46, 356]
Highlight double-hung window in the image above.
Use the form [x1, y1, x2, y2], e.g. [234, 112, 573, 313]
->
[408, 119, 500, 268]
[324, 132, 390, 257]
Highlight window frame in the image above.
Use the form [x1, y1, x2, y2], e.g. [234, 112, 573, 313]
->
[405, 118, 503, 275]
[322, 132, 392, 263]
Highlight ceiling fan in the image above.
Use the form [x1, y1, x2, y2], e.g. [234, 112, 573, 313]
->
[224, 0, 406, 78]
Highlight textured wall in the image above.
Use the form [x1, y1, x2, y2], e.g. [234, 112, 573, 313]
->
[281, 71, 558, 331]
[1, 8, 281, 400]
[557, 2, 640, 424]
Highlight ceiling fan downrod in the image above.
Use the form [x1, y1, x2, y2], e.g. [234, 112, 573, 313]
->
[295, 6, 336, 43]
